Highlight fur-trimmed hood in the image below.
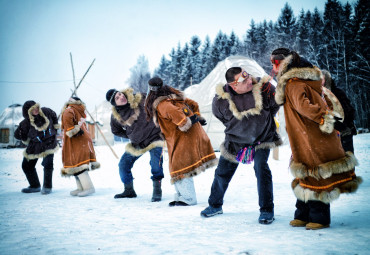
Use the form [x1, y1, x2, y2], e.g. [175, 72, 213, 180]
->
[27, 103, 50, 132]
[111, 88, 143, 127]
[275, 55, 322, 105]
[61, 99, 86, 117]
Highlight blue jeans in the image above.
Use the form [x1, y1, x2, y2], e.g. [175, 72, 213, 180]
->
[208, 149, 274, 212]
[118, 147, 164, 184]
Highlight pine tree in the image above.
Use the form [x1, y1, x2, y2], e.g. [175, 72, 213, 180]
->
[153, 55, 171, 84]
[199, 36, 213, 82]
[127, 55, 151, 93]
[276, 3, 297, 48]
[189, 36, 202, 84]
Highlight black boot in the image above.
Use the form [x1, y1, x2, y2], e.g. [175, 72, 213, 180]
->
[41, 168, 53, 195]
[114, 182, 137, 199]
[151, 179, 162, 202]
[21, 158, 41, 193]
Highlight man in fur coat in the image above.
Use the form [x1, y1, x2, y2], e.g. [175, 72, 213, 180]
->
[106, 88, 164, 202]
[61, 97, 100, 197]
[271, 48, 361, 230]
[14, 100, 60, 194]
[200, 67, 282, 224]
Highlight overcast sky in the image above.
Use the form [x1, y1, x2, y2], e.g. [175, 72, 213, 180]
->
[0, 0, 356, 114]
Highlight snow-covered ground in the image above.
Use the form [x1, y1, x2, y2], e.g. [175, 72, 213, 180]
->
[0, 134, 369, 255]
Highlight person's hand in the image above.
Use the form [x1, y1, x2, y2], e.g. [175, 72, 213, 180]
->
[199, 117, 207, 126]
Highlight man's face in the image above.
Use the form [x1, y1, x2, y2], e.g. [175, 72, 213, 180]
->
[114, 92, 128, 106]
[31, 106, 39, 116]
[230, 71, 253, 94]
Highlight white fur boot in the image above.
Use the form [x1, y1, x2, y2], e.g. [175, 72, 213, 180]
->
[70, 176, 83, 196]
[77, 171, 95, 197]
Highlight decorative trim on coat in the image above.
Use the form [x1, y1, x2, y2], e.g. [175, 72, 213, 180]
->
[275, 55, 322, 105]
[290, 151, 358, 180]
[220, 135, 283, 164]
[292, 175, 363, 204]
[215, 76, 271, 120]
[66, 125, 81, 138]
[28, 104, 50, 131]
[24, 145, 59, 160]
[61, 160, 101, 177]
[111, 88, 143, 127]
[125, 140, 164, 157]
[170, 157, 218, 184]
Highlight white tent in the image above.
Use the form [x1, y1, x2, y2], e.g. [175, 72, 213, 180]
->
[185, 55, 286, 150]
[0, 104, 23, 148]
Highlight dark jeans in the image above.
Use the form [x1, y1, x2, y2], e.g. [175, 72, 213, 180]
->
[22, 154, 54, 188]
[294, 199, 331, 225]
[208, 149, 274, 212]
[118, 147, 164, 184]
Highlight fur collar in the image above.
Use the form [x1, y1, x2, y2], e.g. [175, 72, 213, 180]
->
[275, 55, 322, 105]
[215, 76, 271, 120]
[151, 93, 185, 126]
[111, 88, 143, 127]
[28, 103, 50, 131]
[60, 100, 86, 117]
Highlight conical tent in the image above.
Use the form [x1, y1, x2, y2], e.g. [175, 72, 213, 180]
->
[185, 55, 286, 150]
[0, 104, 23, 148]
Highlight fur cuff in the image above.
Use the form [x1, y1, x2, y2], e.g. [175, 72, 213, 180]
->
[54, 124, 61, 130]
[178, 117, 192, 132]
[22, 138, 30, 145]
[66, 125, 81, 138]
[319, 114, 335, 134]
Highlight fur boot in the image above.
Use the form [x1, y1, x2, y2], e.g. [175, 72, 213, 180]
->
[76, 171, 95, 197]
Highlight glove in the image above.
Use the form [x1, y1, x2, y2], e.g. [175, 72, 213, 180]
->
[74, 129, 84, 137]
[190, 115, 199, 124]
[199, 117, 207, 126]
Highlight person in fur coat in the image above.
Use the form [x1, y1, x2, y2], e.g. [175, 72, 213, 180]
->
[145, 77, 217, 206]
[61, 97, 100, 197]
[271, 48, 362, 230]
[321, 69, 357, 153]
[106, 87, 164, 202]
[200, 67, 282, 224]
[14, 100, 59, 194]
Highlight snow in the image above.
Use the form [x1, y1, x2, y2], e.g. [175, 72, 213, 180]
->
[0, 134, 369, 255]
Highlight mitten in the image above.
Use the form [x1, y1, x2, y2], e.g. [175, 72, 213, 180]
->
[198, 117, 207, 126]
[74, 129, 84, 137]
[190, 115, 199, 124]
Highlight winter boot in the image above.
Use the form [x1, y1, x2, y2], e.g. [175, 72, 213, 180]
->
[41, 168, 53, 195]
[151, 179, 162, 202]
[76, 171, 95, 197]
[70, 176, 83, 196]
[22, 167, 41, 193]
[114, 182, 137, 199]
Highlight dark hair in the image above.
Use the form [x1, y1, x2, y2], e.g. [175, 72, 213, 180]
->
[225, 67, 242, 83]
[271, 47, 313, 70]
[144, 85, 183, 121]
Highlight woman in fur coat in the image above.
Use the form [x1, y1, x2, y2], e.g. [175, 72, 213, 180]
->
[271, 48, 361, 230]
[145, 77, 218, 206]
[106, 87, 164, 202]
[61, 97, 100, 197]
[14, 100, 59, 194]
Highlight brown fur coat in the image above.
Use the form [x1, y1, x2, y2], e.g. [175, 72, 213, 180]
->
[275, 56, 361, 203]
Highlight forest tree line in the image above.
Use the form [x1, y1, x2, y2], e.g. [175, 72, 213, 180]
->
[128, 0, 369, 129]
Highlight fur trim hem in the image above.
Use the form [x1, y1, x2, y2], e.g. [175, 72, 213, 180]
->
[255, 136, 283, 151]
[23, 145, 59, 160]
[215, 79, 264, 120]
[66, 125, 81, 138]
[290, 152, 358, 180]
[292, 176, 363, 204]
[28, 104, 50, 131]
[170, 157, 218, 184]
[54, 124, 61, 129]
[125, 140, 164, 157]
[178, 117, 192, 132]
[22, 138, 30, 145]
[61, 164, 90, 177]
[91, 161, 101, 170]
[220, 142, 239, 163]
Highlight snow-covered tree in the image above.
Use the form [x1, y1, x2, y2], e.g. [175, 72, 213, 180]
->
[127, 55, 151, 93]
